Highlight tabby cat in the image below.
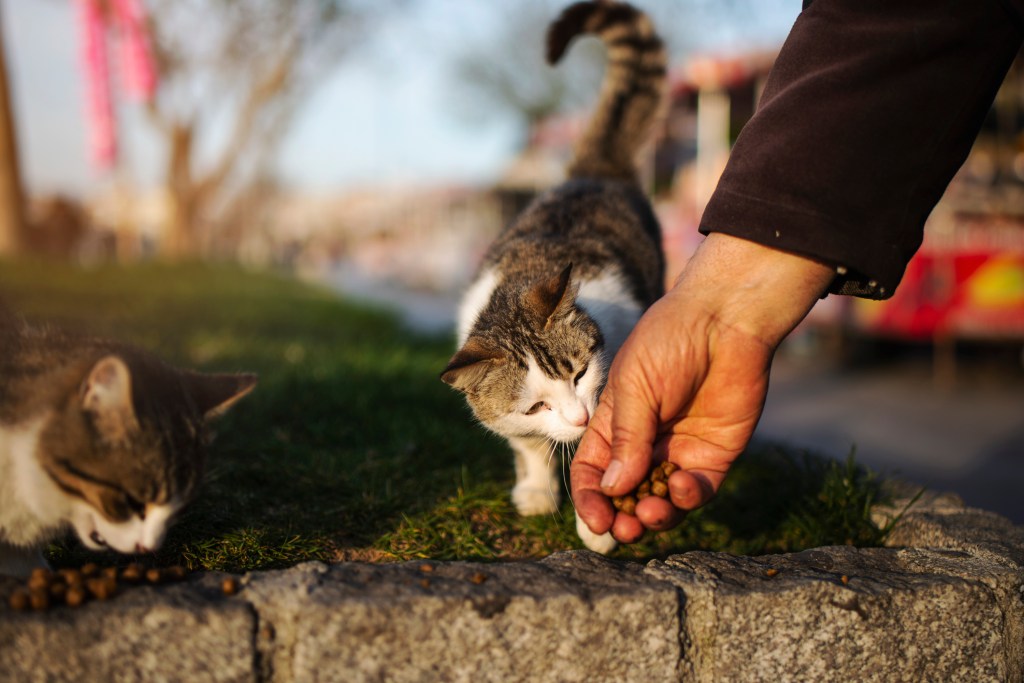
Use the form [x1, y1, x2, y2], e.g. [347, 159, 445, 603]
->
[0, 310, 256, 577]
[442, 0, 667, 553]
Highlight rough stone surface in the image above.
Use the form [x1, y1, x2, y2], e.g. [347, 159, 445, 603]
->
[0, 572, 255, 683]
[242, 551, 681, 683]
[647, 546, 1014, 682]
[1, 492, 1022, 682]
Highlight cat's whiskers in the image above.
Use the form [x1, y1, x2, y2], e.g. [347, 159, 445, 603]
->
[543, 437, 564, 521]
[562, 439, 580, 516]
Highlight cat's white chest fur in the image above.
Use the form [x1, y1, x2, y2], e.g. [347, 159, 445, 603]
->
[0, 416, 68, 547]
[456, 266, 643, 555]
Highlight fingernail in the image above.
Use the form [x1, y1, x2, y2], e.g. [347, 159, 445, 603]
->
[601, 460, 622, 490]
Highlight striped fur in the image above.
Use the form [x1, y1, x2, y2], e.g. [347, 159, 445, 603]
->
[0, 315, 256, 576]
[547, 0, 668, 181]
[442, 1, 667, 554]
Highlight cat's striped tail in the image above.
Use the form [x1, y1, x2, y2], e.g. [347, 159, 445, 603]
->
[546, 1, 667, 182]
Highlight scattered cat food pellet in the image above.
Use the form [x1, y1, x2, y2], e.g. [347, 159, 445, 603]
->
[86, 577, 117, 601]
[27, 573, 50, 592]
[164, 566, 188, 582]
[65, 585, 87, 608]
[29, 567, 51, 582]
[4, 562, 193, 612]
[418, 563, 434, 573]
[766, 568, 779, 577]
[120, 564, 143, 583]
[29, 589, 50, 611]
[840, 575, 850, 585]
[419, 578, 431, 589]
[8, 590, 29, 611]
[470, 572, 488, 585]
[221, 577, 239, 596]
[59, 568, 83, 585]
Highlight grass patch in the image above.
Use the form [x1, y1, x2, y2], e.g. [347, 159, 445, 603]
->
[0, 260, 911, 571]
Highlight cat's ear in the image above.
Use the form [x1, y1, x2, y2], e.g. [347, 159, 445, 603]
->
[527, 263, 576, 329]
[81, 355, 139, 443]
[184, 372, 258, 421]
[441, 338, 504, 393]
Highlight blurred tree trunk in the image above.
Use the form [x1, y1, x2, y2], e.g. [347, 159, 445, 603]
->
[141, 0, 388, 260]
[0, 10, 26, 257]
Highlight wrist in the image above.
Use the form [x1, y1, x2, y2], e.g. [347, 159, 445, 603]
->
[671, 232, 835, 348]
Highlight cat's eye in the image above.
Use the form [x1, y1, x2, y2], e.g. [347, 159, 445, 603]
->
[574, 368, 587, 385]
[125, 495, 146, 520]
[525, 401, 548, 415]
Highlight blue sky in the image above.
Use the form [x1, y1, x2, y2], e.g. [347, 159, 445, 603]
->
[1, 0, 799, 196]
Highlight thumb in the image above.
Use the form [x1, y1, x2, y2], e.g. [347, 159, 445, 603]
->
[600, 379, 658, 496]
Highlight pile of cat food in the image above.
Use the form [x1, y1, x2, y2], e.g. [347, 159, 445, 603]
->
[611, 460, 679, 516]
[6, 563, 191, 612]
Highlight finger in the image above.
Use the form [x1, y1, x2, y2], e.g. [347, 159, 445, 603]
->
[668, 469, 723, 511]
[611, 512, 645, 543]
[634, 495, 686, 531]
[602, 377, 659, 497]
[570, 459, 615, 535]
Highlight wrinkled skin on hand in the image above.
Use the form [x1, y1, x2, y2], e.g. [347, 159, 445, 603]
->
[571, 233, 834, 543]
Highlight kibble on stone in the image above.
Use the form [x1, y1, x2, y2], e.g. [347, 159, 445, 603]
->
[80, 563, 99, 577]
[221, 577, 239, 596]
[120, 564, 143, 583]
[101, 567, 119, 581]
[29, 588, 49, 611]
[470, 572, 488, 585]
[65, 586, 88, 608]
[60, 568, 83, 586]
[146, 568, 163, 584]
[8, 590, 29, 611]
[86, 577, 116, 600]
[49, 582, 68, 601]
[164, 566, 188, 582]
[27, 573, 50, 592]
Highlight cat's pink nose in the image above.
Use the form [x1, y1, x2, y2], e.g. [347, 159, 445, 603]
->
[572, 408, 590, 427]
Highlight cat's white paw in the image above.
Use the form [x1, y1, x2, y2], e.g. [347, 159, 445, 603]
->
[576, 513, 618, 554]
[512, 484, 560, 516]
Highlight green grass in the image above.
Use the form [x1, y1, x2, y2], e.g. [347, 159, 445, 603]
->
[0, 260, 913, 571]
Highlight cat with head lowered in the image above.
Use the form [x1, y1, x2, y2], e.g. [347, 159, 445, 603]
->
[442, 0, 667, 553]
[0, 310, 256, 577]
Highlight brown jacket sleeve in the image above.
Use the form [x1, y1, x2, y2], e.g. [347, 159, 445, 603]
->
[698, 0, 1024, 299]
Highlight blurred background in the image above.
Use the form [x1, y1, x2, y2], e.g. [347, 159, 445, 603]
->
[1, 0, 1022, 521]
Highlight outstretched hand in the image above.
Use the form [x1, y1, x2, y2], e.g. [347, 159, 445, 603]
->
[571, 233, 834, 543]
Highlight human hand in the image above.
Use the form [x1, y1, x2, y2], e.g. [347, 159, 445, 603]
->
[571, 233, 834, 543]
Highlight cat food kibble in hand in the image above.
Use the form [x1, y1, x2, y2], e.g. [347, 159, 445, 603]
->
[613, 461, 679, 515]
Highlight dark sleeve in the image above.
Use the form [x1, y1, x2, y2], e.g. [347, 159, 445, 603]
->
[698, 0, 1024, 299]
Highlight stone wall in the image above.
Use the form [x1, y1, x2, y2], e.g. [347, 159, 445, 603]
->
[2, 493, 1021, 682]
